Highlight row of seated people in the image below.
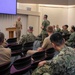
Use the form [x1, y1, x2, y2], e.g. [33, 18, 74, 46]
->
[20, 25, 75, 56]
[0, 25, 75, 75]
[19, 25, 75, 49]
[0, 31, 55, 75]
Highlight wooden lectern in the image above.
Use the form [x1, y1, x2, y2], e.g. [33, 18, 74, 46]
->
[6, 27, 16, 38]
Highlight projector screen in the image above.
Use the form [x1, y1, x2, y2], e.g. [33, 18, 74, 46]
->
[0, 0, 17, 14]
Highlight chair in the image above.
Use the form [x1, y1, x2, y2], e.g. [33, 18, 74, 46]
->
[23, 42, 34, 50]
[10, 56, 31, 75]
[0, 62, 11, 75]
[32, 51, 45, 61]
[9, 44, 22, 56]
[45, 48, 55, 60]
[7, 38, 17, 44]
[6, 38, 17, 47]
[31, 51, 45, 70]
[22, 42, 34, 56]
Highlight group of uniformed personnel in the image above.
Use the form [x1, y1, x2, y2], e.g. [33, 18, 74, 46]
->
[19, 26, 36, 46]
[32, 33, 75, 75]
[13, 15, 75, 75]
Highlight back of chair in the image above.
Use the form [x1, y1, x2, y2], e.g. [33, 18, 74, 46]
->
[9, 44, 22, 52]
[0, 62, 11, 75]
[7, 38, 17, 44]
[32, 51, 45, 61]
[22, 42, 34, 55]
[45, 48, 55, 60]
[46, 48, 55, 54]
[9, 44, 22, 56]
[13, 56, 31, 70]
[24, 42, 34, 47]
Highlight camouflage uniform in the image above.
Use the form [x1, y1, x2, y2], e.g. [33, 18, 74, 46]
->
[41, 20, 50, 41]
[56, 28, 61, 32]
[61, 29, 69, 35]
[32, 45, 75, 75]
[19, 33, 36, 45]
[66, 32, 75, 47]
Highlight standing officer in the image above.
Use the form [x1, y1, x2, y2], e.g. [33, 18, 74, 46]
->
[41, 15, 50, 41]
[15, 17, 22, 42]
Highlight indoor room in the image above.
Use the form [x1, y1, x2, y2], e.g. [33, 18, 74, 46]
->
[0, 0, 75, 75]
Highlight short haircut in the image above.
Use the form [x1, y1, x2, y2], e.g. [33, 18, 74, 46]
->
[46, 26, 53, 33]
[44, 15, 48, 19]
[0, 32, 4, 43]
[72, 26, 75, 31]
[64, 25, 68, 28]
[50, 32, 64, 46]
[28, 26, 33, 31]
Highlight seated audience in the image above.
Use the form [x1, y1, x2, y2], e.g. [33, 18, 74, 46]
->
[19, 26, 36, 45]
[2, 39, 8, 47]
[32, 32, 75, 75]
[27, 26, 53, 55]
[61, 25, 69, 35]
[66, 26, 75, 47]
[0, 32, 11, 65]
[55, 25, 61, 32]
[53, 25, 56, 33]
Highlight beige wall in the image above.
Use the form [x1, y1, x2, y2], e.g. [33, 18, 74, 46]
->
[17, 3, 69, 32]
[68, 7, 75, 25]
[17, 3, 39, 12]
[39, 6, 68, 31]
[28, 16, 40, 36]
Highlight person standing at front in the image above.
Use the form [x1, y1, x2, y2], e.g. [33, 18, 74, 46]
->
[15, 17, 22, 42]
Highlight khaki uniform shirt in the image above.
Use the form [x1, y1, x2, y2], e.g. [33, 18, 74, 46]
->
[42, 35, 53, 50]
[0, 45, 11, 65]
[16, 21, 22, 30]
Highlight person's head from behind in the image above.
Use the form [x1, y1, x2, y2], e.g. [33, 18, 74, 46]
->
[0, 32, 4, 45]
[27, 26, 33, 33]
[50, 32, 65, 51]
[46, 26, 53, 35]
[44, 15, 48, 20]
[53, 25, 55, 29]
[71, 26, 75, 33]
[17, 17, 21, 21]
[56, 25, 59, 28]
[63, 25, 68, 30]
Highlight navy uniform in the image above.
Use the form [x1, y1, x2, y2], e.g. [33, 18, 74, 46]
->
[66, 32, 75, 47]
[61, 29, 69, 35]
[19, 33, 36, 46]
[56, 28, 61, 32]
[32, 45, 75, 75]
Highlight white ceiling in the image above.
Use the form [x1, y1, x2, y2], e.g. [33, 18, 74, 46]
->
[17, 0, 75, 5]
